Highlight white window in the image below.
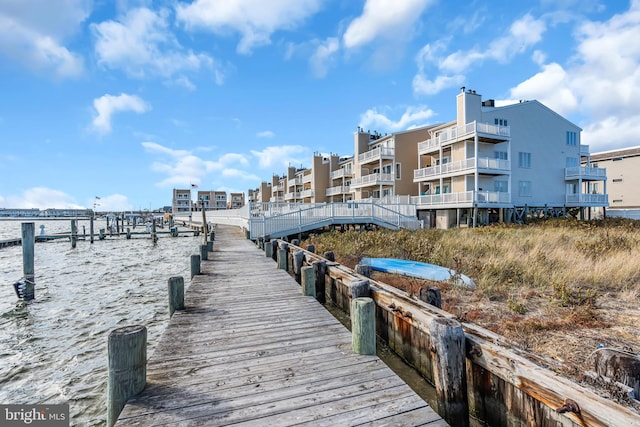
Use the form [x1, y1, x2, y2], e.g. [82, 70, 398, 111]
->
[519, 181, 532, 196]
[518, 152, 531, 168]
[566, 183, 578, 194]
[395, 163, 401, 180]
[494, 181, 508, 192]
[495, 151, 508, 160]
[566, 131, 577, 146]
[382, 164, 392, 174]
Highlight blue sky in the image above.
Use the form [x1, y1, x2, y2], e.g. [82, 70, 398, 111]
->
[0, 0, 638, 211]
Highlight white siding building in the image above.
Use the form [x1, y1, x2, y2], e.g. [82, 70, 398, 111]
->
[412, 88, 607, 228]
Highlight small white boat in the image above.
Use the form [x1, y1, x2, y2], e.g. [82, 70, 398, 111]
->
[361, 257, 476, 288]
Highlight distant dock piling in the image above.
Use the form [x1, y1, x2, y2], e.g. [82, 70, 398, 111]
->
[71, 219, 78, 248]
[21, 222, 35, 301]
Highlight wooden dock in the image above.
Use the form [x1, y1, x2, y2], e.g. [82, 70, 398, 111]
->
[115, 225, 445, 426]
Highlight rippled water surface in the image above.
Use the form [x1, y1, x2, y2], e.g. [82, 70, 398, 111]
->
[0, 218, 200, 426]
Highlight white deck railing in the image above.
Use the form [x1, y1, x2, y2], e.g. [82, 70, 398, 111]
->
[417, 121, 510, 153]
[357, 146, 395, 164]
[413, 157, 510, 181]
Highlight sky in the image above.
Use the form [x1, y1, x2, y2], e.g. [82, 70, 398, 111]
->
[0, 0, 639, 211]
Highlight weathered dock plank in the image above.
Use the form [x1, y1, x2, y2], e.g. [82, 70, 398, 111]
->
[115, 225, 443, 426]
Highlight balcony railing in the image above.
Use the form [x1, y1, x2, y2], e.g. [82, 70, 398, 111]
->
[357, 146, 395, 164]
[284, 192, 300, 201]
[350, 173, 394, 188]
[565, 166, 607, 180]
[300, 189, 314, 198]
[417, 121, 510, 153]
[413, 157, 510, 181]
[580, 144, 590, 157]
[566, 193, 608, 204]
[411, 191, 510, 206]
[331, 168, 353, 179]
[270, 196, 284, 203]
[326, 185, 351, 196]
[288, 176, 304, 188]
[302, 174, 312, 184]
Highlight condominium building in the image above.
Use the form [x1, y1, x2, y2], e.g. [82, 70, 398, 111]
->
[195, 190, 227, 210]
[249, 182, 271, 203]
[590, 146, 640, 219]
[326, 156, 354, 202]
[412, 88, 607, 228]
[229, 192, 245, 209]
[351, 126, 436, 201]
[285, 154, 339, 203]
[270, 171, 290, 203]
[172, 188, 192, 214]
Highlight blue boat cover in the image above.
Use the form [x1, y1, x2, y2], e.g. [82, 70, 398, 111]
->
[361, 257, 475, 288]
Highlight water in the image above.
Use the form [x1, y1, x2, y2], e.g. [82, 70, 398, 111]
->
[0, 218, 200, 426]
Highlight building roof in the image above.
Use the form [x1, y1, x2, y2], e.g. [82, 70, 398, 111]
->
[590, 146, 640, 161]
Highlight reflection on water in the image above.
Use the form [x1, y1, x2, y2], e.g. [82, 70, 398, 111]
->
[0, 219, 199, 426]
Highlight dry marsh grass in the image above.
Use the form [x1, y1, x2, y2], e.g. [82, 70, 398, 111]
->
[304, 218, 640, 391]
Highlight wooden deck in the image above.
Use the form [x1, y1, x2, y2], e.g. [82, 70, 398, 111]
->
[115, 225, 445, 426]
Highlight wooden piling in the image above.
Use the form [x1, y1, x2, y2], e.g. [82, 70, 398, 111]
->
[324, 251, 335, 262]
[355, 263, 371, 278]
[270, 240, 278, 262]
[207, 241, 213, 252]
[201, 204, 208, 243]
[106, 325, 146, 427]
[292, 250, 305, 284]
[99, 228, 105, 240]
[351, 297, 376, 355]
[277, 242, 288, 270]
[419, 286, 442, 308]
[71, 219, 77, 248]
[349, 279, 370, 299]
[301, 266, 315, 297]
[126, 228, 131, 239]
[200, 244, 208, 261]
[151, 219, 157, 243]
[190, 254, 201, 278]
[306, 244, 315, 253]
[312, 260, 327, 304]
[265, 240, 273, 258]
[21, 222, 35, 301]
[90, 215, 94, 244]
[210, 229, 215, 241]
[429, 317, 469, 427]
[168, 276, 185, 318]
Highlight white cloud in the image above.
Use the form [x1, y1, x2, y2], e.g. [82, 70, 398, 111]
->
[440, 14, 546, 73]
[413, 73, 464, 96]
[257, 130, 275, 138]
[92, 7, 219, 82]
[505, 2, 640, 151]
[91, 194, 133, 211]
[250, 145, 309, 169]
[221, 168, 261, 181]
[142, 141, 250, 188]
[0, 0, 87, 78]
[91, 93, 150, 134]
[176, 0, 324, 54]
[2, 187, 85, 209]
[309, 37, 339, 78]
[343, 0, 433, 49]
[359, 105, 435, 132]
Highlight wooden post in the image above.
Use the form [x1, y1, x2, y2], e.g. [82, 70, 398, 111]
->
[312, 260, 327, 304]
[349, 279, 370, 299]
[594, 348, 640, 398]
[306, 244, 315, 253]
[201, 203, 208, 242]
[107, 325, 146, 427]
[351, 297, 376, 355]
[151, 219, 157, 243]
[355, 264, 371, 278]
[429, 317, 469, 427]
[210, 229, 215, 241]
[292, 250, 305, 284]
[301, 266, 316, 297]
[277, 242, 288, 270]
[207, 241, 213, 252]
[291, 239, 300, 246]
[90, 215, 94, 244]
[168, 276, 185, 318]
[190, 254, 200, 278]
[99, 228, 105, 240]
[126, 228, 131, 239]
[21, 222, 35, 301]
[419, 286, 442, 308]
[270, 240, 278, 262]
[265, 240, 273, 258]
[200, 244, 208, 261]
[70, 219, 77, 248]
[324, 251, 335, 262]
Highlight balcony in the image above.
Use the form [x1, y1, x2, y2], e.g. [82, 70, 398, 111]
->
[566, 193, 608, 205]
[270, 196, 284, 203]
[300, 189, 314, 198]
[284, 192, 300, 201]
[288, 176, 304, 188]
[330, 168, 353, 179]
[302, 174, 312, 184]
[565, 166, 606, 181]
[326, 185, 351, 196]
[580, 144, 590, 157]
[357, 146, 395, 165]
[414, 157, 510, 182]
[411, 190, 510, 207]
[350, 173, 394, 188]
[418, 121, 510, 154]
